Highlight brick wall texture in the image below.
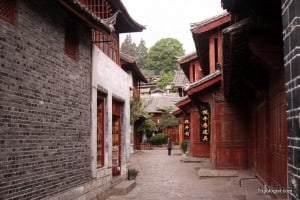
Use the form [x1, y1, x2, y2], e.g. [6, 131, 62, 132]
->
[282, 0, 300, 199]
[0, 1, 93, 199]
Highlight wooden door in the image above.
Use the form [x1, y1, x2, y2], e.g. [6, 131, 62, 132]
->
[112, 100, 122, 176]
[256, 102, 269, 182]
[112, 115, 121, 176]
[269, 91, 287, 187]
[97, 94, 105, 167]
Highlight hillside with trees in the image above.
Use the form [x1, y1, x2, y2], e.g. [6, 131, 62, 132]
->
[121, 35, 185, 89]
[146, 38, 184, 74]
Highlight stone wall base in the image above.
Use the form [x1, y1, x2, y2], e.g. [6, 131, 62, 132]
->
[45, 168, 126, 200]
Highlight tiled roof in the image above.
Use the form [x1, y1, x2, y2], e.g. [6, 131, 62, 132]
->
[142, 93, 182, 113]
[58, 0, 145, 33]
[177, 52, 197, 64]
[108, 0, 146, 32]
[185, 70, 221, 91]
[172, 70, 190, 88]
[57, 0, 113, 33]
[141, 88, 151, 93]
[120, 53, 147, 83]
[175, 96, 191, 108]
[190, 12, 229, 32]
[222, 17, 254, 34]
[151, 88, 164, 94]
[120, 52, 136, 63]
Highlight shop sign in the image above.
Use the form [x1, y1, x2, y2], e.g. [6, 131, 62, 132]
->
[200, 104, 210, 142]
[183, 118, 190, 139]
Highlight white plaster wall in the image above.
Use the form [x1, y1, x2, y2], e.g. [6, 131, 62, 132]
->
[127, 71, 135, 154]
[128, 71, 133, 89]
[91, 45, 131, 178]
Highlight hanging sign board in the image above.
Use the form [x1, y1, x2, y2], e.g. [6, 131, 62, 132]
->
[183, 118, 190, 139]
[200, 104, 210, 142]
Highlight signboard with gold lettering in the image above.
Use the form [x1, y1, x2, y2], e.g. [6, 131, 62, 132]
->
[183, 118, 190, 139]
[199, 103, 210, 142]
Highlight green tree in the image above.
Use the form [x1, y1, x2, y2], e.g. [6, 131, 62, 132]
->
[150, 133, 169, 146]
[159, 106, 180, 129]
[130, 97, 149, 125]
[157, 71, 174, 89]
[146, 38, 184, 73]
[137, 119, 157, 138]
[136, 39, 148, 69]
[121, 34, 137, 57]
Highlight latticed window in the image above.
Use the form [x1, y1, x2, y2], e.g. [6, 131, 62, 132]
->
[0, 0, 16, 24]
[93, 30, 120, 64]
[78, 0, 113, 19]
[79, 0, 120, 64]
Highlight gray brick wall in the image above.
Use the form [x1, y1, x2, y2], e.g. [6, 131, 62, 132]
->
[282, 0, 300, 199]
[0, 1, 92, 199]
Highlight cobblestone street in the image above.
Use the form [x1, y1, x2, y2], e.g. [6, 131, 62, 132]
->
[107, 149, 274, 200]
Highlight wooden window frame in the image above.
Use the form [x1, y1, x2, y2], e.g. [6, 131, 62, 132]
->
[78, 0, 113, 19]
[93, 30, 120, 64]
[65, 18, 79, 60]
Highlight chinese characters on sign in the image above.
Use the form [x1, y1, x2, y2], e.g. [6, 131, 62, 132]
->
[200, 104, 210, 142]
[184, 118, 190, 139]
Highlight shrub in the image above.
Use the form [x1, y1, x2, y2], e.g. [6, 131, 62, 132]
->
[128, 168, 139, 180]
[150, 133, 169, 146]
[180, 140, 188, 153]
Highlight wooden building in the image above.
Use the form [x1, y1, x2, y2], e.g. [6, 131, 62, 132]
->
[176, 13, 233, 159]
[174, 97, 192, 148]
[191, 12, 255, 169]
[171, 70, 190, 145]
[178, 2, 289, 191]
[178, 0, 290, 193]
[177, 53, 203, 85]
[221, 0, 288, 190]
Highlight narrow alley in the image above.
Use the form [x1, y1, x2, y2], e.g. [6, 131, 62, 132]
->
[107, 149, 274, 200]
[1, 0, 299, 199]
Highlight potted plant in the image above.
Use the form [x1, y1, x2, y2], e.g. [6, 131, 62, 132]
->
[180, 140, 188, 156]
[127, 168, 139, 180]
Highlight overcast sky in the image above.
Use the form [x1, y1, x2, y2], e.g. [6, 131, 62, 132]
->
[120, 0, 224, 54]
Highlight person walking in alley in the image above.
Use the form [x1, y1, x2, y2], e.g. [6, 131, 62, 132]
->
[167, 138, 173, 156]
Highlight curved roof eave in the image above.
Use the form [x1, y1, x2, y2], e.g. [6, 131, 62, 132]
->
[110, 0, 146, 33]
[120, 53, 148, 83]
[185, 70, 222, 96]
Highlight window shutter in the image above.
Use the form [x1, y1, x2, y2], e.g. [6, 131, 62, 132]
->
[65, 19, 79, 60]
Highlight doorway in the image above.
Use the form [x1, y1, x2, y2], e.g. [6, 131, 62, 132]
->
[112, 100, 122, 176]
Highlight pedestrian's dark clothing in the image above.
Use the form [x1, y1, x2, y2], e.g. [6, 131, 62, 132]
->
[167, 140, 172, 156]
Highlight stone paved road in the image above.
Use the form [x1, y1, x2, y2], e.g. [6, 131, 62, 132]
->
[107, 149, 272, 200]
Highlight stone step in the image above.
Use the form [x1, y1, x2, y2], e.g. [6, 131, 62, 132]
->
[198, 169, 238, 177]
[181, 156, 202, 163]
[111, 180, 136, 195]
